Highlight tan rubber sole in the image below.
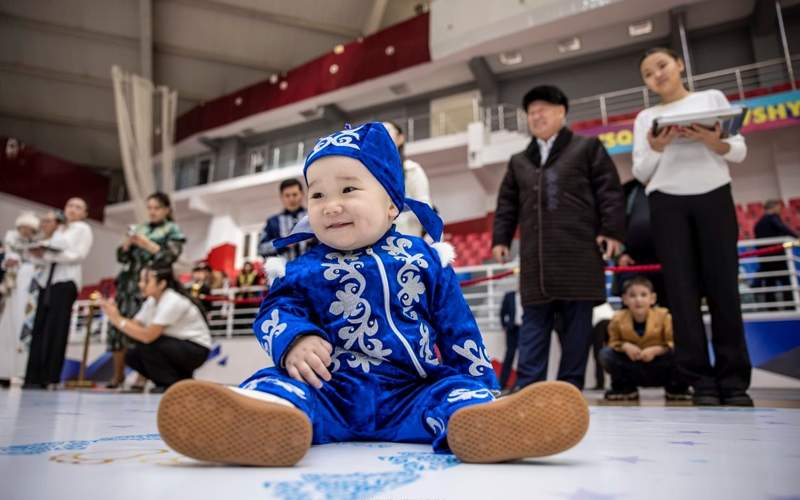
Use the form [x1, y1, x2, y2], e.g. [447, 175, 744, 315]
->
[447, 381, 590, 463]
[157, 380, 312, 466]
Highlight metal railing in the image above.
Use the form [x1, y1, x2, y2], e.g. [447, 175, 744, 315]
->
[67, 238, 799, 345]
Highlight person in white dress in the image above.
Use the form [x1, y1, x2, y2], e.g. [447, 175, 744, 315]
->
[0, 213, 40, 387]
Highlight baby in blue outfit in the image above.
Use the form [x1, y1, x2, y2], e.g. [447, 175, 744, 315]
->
[157, 122, 589, 465]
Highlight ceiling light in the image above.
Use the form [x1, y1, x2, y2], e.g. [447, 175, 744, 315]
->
[557, 37, 581, 54]
[269, 74, 278, 84]
[385, 45, 395, 56]
[628, 19, 653, 37]
[499, 50, 523, 66]
[279, 81, 288, 90]
[329, 64, 339, 74]
[334, 44, 345, 55]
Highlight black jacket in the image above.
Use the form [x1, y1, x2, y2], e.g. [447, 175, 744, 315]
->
[492, 127, 625, 305]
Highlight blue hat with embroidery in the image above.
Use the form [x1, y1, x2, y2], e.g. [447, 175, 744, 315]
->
[274, 122, 442, 248]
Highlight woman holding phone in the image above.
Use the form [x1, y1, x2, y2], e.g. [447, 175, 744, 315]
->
[632, 47, 752, 406]
[108, 192, 185, 389]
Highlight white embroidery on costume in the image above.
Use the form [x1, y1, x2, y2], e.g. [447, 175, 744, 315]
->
[323, 252, 391, 370]
[451, 339, 493, 376]
[418, 323, 439, 366]
[426, 417, 445, 436]
[259, 309, 287, 359]
[242, 376, 307, 400]
[330, 347, 383, 374]
[446, 388, 494, 403]
[382, 236, 429, 320]
[307, 125, 365, 160]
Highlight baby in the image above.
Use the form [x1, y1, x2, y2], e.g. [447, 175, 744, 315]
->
[157, 122, 589, 465]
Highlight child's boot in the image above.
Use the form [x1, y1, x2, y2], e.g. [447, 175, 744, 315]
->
[447, 381, 589, 463]
[157, 379, 312, 466]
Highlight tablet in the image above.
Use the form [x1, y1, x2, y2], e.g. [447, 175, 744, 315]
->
[652, 106, 746, 137]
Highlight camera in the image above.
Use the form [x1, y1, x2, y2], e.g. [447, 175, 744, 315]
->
[127, 224, 137, 236]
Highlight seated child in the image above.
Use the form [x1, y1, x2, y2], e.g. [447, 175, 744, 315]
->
[157, 122, 589, 465]
[598, 276, 691, 401]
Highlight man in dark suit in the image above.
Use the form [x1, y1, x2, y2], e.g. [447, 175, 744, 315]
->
[492, 85, 625, 390]
[754, 200, 797, 309]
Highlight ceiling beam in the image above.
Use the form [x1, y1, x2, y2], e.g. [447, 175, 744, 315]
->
[468, 56, 499, 105]
[0, 11, 282, 75]
[158, 0, 360, 39]
[140, 0, 153, 79]
[155, 42, 281, 74]
[0, 106, 118, 133]
[0, 61, 204, 103]
[363, 0, 388, 36]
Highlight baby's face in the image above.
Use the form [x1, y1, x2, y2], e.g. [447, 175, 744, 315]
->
[307, 156, 398, 251]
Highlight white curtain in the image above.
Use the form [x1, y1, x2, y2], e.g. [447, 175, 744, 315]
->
[111, 65, 178, 220]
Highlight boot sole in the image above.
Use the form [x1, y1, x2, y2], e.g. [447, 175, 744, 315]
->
[157, 380, 312, 466]
[447, 381, 589, 463]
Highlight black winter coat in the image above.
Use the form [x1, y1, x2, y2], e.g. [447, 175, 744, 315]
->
[492, 127, 625, 305]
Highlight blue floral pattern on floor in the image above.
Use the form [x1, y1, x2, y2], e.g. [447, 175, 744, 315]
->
[0, 434, 161, 455]
[263, 451, 460, 500]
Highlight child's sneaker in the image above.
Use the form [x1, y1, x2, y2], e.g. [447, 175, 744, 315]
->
[157, 380, 312, 466]
[603, 388, 640, 401]
[447, 381, 589, 463]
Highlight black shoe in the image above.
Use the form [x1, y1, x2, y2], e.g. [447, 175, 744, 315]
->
[0, 379, 10, 389]
[721, 391, 754, 407]
[22, 383, 48, 390]
[665, 388, 693, 401]
[149, 386, 168, 394]
[604, 388, 639, 401]
[692, 391, 720, 406]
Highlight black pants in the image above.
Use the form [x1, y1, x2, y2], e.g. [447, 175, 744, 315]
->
[125, 336, 209, 388]
[592, 319, 610, 389]
[598, 347, 686, 392]
[649, 184, 752, 394]
[515, 300, 594, 390]
[25, 281, 78, 386]
[499, 325, 519, 389]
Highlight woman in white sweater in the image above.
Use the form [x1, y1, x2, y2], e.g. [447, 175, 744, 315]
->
[383, 121, 432, 237]
[24, 198, 93, 389]
[632, 47, 752, 407]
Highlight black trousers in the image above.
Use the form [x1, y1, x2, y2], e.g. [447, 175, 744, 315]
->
[598, 347, 686, 391]
[25, 281, 78, 386]
[649, 184, 752, 393]
[125, 336, 209, 388]
[499, 325, 519, 389]
[592, 319, 610, 389]
[516, 300, 594, 390]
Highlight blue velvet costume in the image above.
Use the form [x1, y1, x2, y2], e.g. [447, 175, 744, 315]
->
[240, 122, 499, 452]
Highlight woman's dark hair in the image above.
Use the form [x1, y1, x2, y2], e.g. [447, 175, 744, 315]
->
[147, 192, 173, 221]
[144, 264, 210, 326]
[639, 47, 682, 68]
[385, 120, 406, 163]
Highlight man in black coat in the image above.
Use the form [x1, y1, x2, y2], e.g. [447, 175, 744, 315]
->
[492, 85, 625, 390]
[754, 200, 797, 309]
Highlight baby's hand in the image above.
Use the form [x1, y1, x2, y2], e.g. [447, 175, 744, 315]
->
[284, 335, 333, 389]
